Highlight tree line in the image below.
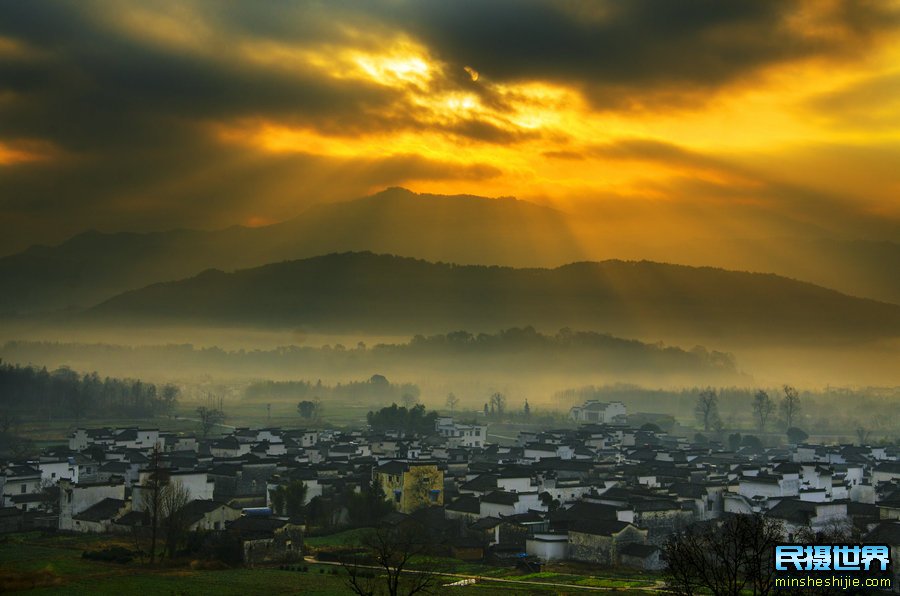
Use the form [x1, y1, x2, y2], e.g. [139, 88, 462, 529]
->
[3, 326, 739, 384]
[695, 385, 802, 434]
[0, 361, 178, 420]
[366, 403, 438, 435]
[246, 374, 420, 405]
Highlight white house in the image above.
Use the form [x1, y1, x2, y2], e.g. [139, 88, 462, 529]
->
[1, 465, 43, 508]
[526, 533, 569, 562]
[59, 478, 126, 531]
[435, 418, 487, 448]
[569, 401, 627, 424]
[36, 458, 76, 484]
[479, 490, 543, 517]
[132, 469, 213, 511]
[738, 474, 799, 500]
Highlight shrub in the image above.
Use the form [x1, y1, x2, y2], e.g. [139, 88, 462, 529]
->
[82, 546, 136, 564]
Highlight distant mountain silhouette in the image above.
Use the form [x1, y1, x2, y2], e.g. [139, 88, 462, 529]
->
[87, 252, 900, 344]
[2, 187, 898, 317]
[651, 237, 900, 307]
[0, 188, 580, 315]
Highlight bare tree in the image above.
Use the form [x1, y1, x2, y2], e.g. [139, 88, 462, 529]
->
[160, 384, 179, 416]
[68, 385, 91, 422]
[0, 409, 34, 458]
[489, 392, 506, 419]
[269, 485, 286, 516]
[855, 426, 871, 446]
[787, 521, 862, 596]
[401, 393, 419, 410]
[142, 445, 166, 564]
[779, 385, 800, 429]
[445, 393, 459, 414]
[161, 479, 192, 558]
[196, 405, 225, 437]
[0, 409, 19, 434]
[313, 396, 323, 425]
[695, 388, 720, 432]
[663, 514, 784, 596]
[343, 523, 437, 596]
[752, 390, 775, 433]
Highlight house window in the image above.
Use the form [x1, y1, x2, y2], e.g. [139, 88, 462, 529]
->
[51, 472, 56, 479]
[214, 521, 221, 530]
[21, 484, 27, 493]
[429, 490, 441, 502]
[394, 490, 402, 503]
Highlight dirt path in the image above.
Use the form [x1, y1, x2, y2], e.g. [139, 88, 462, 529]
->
[304, 556, 666, 592]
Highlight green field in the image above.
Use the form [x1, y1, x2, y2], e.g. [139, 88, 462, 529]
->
[0, 532, 661, 594]
[305, 528, 660, 591]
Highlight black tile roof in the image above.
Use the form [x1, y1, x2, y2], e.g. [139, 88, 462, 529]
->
[74, 498, 126, 522]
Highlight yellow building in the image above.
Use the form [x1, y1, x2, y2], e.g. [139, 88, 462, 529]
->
[375, 461, 444, 513]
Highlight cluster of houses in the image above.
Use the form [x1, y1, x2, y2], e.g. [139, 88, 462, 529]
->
[2, 406, 900, 572]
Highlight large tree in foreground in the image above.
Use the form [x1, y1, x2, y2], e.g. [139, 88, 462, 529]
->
[142, 445, 165, 564]
[342, 522, 437, 596]
[161, 479, 192, 558]
[663, 514, 783, 596]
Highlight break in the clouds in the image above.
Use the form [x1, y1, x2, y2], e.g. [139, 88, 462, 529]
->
[0, 0, 899, 255]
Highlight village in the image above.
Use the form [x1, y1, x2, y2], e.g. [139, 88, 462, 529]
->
[2, 398, 899, 580]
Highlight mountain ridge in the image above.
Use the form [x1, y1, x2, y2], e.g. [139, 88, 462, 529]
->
[87, 251, 900, 345]
[0, 188, 578, 315]
[2, 188, 898, 317]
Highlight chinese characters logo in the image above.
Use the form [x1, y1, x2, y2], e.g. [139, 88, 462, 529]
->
[775, 545, 890, 572]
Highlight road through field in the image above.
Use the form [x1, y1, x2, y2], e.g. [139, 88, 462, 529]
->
[304, 556, 665, 592]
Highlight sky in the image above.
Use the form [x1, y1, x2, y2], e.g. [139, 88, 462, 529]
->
[1, 0, 899, 256]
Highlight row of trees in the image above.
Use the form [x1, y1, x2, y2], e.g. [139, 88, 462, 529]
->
[269, 480, 308, 518]
[246, 374, 420, 405]
[366, 404, 438, 435]
[695, 385, 801, 434]
[482, 392, 507, 419]
[0, 362, 178, 420]
[297, 398, 323, 422]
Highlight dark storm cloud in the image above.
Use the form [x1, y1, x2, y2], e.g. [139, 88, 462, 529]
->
[0, 0, 897, 255]
[0, 3, 400, 150]
[3, 0, 893, 154]
[367, 0, 899, 106]
[0, 1, 501, 253]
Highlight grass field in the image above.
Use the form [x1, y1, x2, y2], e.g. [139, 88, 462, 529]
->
[305, 528, 660, 591]
[0, 531, 660, 595]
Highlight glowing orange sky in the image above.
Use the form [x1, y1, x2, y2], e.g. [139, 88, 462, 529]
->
[0, 1, 898, 255]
